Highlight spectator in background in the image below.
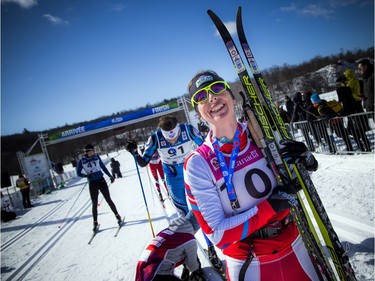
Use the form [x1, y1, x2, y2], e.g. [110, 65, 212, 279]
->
[16, 174, 33, 209]
[275, 101, 289, 124]
[311, 94, 354, 153]
[343, 69, 364, 113]
[290, 92, 316, 151]
[358, 59, 374, 115]
[335, 75, 347, 87]
[337, 86, 371, 152]
[110, 158, 122, 178]
[284, 95, 294, 122]
[302, 91, 322, 149]
[54, 163, 64, 174]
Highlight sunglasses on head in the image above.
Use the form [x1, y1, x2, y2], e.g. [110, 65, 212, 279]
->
[191, 81, 230, 106]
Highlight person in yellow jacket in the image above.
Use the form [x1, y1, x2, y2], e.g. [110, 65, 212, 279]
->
[16, 174, 33, 209]
[343, 69, 364, 112]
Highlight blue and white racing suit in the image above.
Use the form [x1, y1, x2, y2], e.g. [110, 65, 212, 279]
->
[135, 124, 203, 227]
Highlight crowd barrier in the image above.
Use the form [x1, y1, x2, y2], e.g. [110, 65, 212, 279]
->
[290, 112, 374, 154]
[51, 170, 77, 189]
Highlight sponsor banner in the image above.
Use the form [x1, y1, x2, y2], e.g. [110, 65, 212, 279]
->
[49, 102, 178, 141]
[24, 153, 50, 182]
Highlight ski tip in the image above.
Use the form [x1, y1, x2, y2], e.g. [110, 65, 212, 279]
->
[207, 9, 215, 16]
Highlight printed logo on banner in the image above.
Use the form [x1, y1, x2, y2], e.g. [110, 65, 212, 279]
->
[111, 117, 124, 123]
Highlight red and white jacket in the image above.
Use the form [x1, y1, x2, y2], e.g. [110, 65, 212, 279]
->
[184, 122, 297, 259]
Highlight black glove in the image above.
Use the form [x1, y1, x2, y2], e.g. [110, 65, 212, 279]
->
[279, 139, 318, 171]
[125, 140, 138, 153]
[85, 174, 93, 179]
[110, 177, 115, 183]
[267, 180, 300, 213]
[181, 264, 190, 281]
[189, 268, 205, 281]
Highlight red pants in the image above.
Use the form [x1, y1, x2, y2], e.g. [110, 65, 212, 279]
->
[148, 161, 168, 194]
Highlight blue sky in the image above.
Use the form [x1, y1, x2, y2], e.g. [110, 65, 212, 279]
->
[2, 0, 374, 136]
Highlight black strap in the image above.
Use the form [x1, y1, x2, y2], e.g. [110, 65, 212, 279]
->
[239, 246, 254, 281]
[250, 214, 293, 239]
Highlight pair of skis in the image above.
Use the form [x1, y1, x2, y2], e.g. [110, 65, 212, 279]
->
[203, 248, 227, 280]
[88, 216, 126, 244]
[207, 7, 356, 281]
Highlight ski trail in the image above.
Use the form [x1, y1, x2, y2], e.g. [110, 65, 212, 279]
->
[1, 186, 85, 251]
[4, 199, 91, 281]
[329, 212, 374, 251]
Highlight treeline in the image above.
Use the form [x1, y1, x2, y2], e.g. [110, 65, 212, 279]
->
[262, 47, 373, 87]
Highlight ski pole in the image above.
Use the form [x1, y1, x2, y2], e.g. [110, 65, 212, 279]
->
[133, 156, 155, 237]
[146, 166, 155, 203]
[57, 181, 87, 229]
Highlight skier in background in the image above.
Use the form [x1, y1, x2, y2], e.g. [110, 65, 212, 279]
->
[110, 158, 122, 178]
[185, 70, 320, 281]
[125, 116, 223, 274]
[135, 217, 204, 281]
[76, 144, 122, 231]
[148, 150, 169, 202]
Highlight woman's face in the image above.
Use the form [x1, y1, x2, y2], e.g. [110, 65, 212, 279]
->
[197, 90, 236, 127]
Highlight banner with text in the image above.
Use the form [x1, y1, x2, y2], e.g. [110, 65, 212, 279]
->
[49, 102, 180, 142]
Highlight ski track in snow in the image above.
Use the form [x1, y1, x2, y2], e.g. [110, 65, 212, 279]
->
[1, 186, 86, 251]
[1, 151, 374, 280]
[2, 193, 92, 281]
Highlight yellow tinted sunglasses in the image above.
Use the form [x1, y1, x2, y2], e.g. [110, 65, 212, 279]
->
[191, 81, 230, 106]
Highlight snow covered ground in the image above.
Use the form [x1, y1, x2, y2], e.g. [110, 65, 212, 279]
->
[1, 149, 374, 281]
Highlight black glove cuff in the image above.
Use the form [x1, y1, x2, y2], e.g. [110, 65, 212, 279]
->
[302, 152, 318, 171]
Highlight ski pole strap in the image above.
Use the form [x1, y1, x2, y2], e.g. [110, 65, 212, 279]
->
[212, 128, 241, 210]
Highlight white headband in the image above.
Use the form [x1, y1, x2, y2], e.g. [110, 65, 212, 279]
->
[161, 125, 180, 140]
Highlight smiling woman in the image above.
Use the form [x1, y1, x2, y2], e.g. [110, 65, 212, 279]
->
[188, 71, 237, 139]
[184, 70, 323, 281]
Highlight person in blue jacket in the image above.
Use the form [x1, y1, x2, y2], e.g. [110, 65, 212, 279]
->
[76, 144, 121, 231]
[126, 116, 223, 274]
